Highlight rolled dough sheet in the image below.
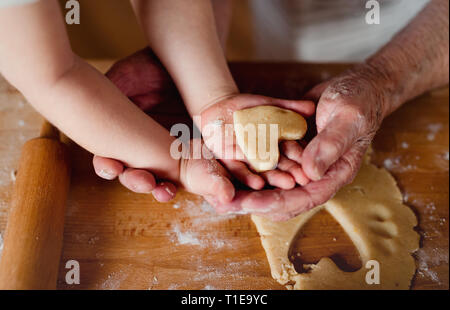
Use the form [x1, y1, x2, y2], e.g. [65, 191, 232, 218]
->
[252, 155, 419, 290]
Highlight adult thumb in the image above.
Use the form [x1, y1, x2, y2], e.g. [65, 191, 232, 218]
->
[302, 108, 363, 181]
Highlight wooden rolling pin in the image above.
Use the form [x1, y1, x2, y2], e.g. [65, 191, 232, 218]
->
[0, 122, 71, 289]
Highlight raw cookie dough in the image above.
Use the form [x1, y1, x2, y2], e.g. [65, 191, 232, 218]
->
[233, 106, 307, 172]
[252, 155, 419, 290]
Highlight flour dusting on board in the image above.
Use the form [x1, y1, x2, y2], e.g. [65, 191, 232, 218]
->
[170, 224, 202, 246]
[412, 201, 449, 285]
[168, 198, 241, 249]
[0, 166, 11, 187]
[99, 271, 128, 290]
[426, 123, 443, 141]
[416, 247, 449, 285]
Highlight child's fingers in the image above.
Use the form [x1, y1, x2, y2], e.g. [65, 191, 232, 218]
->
[280, 140, 304, 165]
[260, 169, 296, 190]
[221, 159, 265, 190]
[93, 155, 176, 202]
[118, 168, 157, 194]
[152, 182, 177, 202]
[93, 155, 123, 180]
[277, 155, 310, 186]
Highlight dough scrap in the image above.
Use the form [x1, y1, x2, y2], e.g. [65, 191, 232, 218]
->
[252, 155, 419, 289]
[233, 106, 307, 172]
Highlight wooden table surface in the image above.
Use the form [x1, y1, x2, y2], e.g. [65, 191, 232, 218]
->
[0, 61, 448, 290]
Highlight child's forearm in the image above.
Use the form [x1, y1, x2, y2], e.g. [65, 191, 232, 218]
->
[0, 0, 179, 181]
[32, 57, 180, 181]
[131, 0, 239, 117]
[212, 0, 233, 47]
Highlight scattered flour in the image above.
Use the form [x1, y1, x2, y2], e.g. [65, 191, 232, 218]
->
[329, 92, 340, 100]
[415, 247, 449, 285]
[383, 156, 418, 172]
[168, 283, 180, 290]
[426, 123, 443, 141]
[176, 199, 240, 226]
[0, 166, 11, 187]
[383, 157, 400, 170]
[203, 285, 216, 290]
[167, 199, 246, 250]
[99, 271, 128, 290]
[87, 235, 100, 245]
[401, 142, 409, 149]
[170, 224, 202, 246]
[421, 202, 447, 241]
[168, 223, 228, 249]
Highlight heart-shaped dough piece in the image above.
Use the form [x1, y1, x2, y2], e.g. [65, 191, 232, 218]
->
[233, 106, 307, 172]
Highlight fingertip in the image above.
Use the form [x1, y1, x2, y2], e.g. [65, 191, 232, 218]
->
[93, 156, 123, 180]
[303, 155, 326, 181]
[262, 170, 296, 190]
[217, 176, 236, 204]
[221, 159, 265, 190]
[302, 163, 322, 182]
[299, 100, 316, 116]
[119, 168, 157, 194]
[280, 141, 304, 164]
[301, 144, 325, 181]
[279, 177, 296, 190]
[248, 175, 265, 190]
[152, 182, 177, 202]
[305, 100, 316, 116]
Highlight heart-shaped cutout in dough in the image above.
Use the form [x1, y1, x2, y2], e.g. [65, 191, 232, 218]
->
[233, 106, 307, 172]
[288, 209, 362, 273]
[251, 154, 420, 289]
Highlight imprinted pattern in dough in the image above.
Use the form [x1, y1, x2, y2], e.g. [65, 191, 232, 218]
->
[252, 156, 419, 289]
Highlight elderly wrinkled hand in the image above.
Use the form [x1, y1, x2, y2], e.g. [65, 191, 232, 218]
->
[214, 65, 388, 221]
[199, 94, 315, 191]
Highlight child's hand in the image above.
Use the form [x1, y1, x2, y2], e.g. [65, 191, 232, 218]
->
[178, 140, 235, 205]
[200, 94, 316, 190]
[93, 155, 178, 202]
[93, 48, 181, 202]
[93, 140, 235, 207]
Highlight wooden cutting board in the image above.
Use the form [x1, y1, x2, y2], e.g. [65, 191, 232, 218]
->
[0, 61, 448, 290]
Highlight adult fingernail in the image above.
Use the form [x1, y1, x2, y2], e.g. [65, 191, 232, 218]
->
[99, 169, 116, 180]
[312, 158, 326, 180]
